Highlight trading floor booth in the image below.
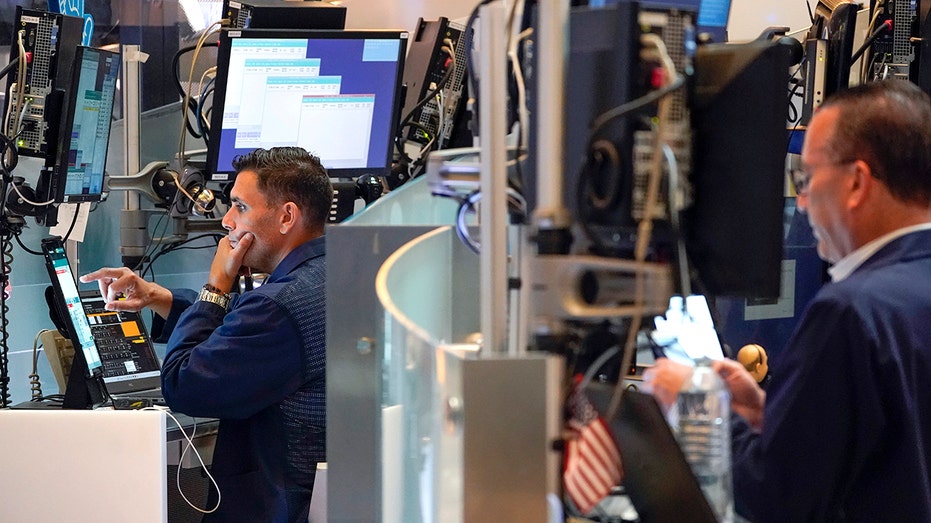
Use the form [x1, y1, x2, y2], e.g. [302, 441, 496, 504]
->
[326, 179, 563, 521]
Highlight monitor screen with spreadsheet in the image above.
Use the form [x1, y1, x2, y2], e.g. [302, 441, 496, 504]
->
[47, 46, 120, 203]
[206, 28, 408, 181]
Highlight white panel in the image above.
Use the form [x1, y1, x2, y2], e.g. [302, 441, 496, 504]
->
[340, 0, 473, 32]
[0, 409, 168, 523]
[729, 0, 812, 42]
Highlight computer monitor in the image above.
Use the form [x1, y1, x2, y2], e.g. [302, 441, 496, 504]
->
[206, 28, 408, 181]
[41, 236, 108, 409]
[686, 39, 792, 299]
[822, 2, 859, 97]
[697, 0, 732, 42]
[43, 46, 121, 204]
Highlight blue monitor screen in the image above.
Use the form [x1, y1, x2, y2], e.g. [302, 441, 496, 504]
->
[698, 0, 731, 42]
[207, 29, 408, 181]
[698, 0, 731, 28]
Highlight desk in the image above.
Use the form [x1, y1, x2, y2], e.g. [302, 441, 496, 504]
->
[0, 409, 218, 523]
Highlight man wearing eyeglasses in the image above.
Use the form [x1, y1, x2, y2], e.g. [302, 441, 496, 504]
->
[645, 79, 931, 521]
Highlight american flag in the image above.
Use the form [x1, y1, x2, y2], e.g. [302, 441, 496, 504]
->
[563, 382, 623, 514]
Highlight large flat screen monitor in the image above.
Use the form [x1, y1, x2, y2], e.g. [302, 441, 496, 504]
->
[206, 28, 408, 181]
[45, 46, 121, 204]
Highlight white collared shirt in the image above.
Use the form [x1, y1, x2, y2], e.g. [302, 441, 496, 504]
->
[828, 222, 931, 282]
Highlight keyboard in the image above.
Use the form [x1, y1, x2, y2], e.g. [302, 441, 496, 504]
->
[93, 322, 141, 374]
[111, 397, 158, 410]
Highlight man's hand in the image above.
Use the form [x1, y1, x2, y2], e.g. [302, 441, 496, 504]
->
[713, 358, 766, 432]
[641, 358, 694, 411]
[208, 233, 254, 292]
[642, 357, 766, 432]
[79, 267, 173, 318]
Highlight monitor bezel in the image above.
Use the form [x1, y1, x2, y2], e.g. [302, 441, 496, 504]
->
[206, 28, 409, 182]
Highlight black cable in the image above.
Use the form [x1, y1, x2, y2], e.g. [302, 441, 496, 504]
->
[397, 46, 456, 145]
[28, 394, 64, 404]
[511, 121, 526, 197]
[786, 57, 807, 125]
[589, 76, 686, 138]
[13, 234, 42, 256]
[60, 203, 82, 243]
[850, 20, 893, 67]
[394, 121, 434, 172]
[0, 232, 11, 407]
[0, 131, 19, 176]
[141, 233, 222, 280]
[575, 79, 687, 249]
[30, 330, 47, 400]
[172, 42, 219, 139]
[196, 77, 216, 142]
[0, 57, 19, 84]
[172, 42, 219, 99]
[132, 208, 171, 274]
[464, 0, 498, 135]
[142, 241, 217, 281]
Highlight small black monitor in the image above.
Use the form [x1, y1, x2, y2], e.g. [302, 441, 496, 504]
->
[45, 46, 121, 204]
[41, 236, 108, 409]
[822, 2, 859, 97]
[206, 29, 408, 182]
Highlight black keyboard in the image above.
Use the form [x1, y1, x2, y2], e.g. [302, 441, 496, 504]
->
[111, 397, 157, 410]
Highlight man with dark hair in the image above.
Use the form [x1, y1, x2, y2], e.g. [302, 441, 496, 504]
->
[82, 147, 332, 522]
[645, 80, 931, 521]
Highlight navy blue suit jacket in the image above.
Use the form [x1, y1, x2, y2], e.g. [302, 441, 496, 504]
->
[732, 229, 931, 522]
[155, 237, 326, 523]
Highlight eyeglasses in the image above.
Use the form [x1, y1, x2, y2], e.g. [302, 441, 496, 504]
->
[789, 159, 857, 196]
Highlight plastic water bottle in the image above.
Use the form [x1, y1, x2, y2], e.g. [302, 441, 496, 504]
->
[672, 358, 734, 522]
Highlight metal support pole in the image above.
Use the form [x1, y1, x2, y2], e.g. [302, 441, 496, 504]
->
[479, 2, 509, 354]
[120, 45, 149, 268]
[531, 0, 571, 243]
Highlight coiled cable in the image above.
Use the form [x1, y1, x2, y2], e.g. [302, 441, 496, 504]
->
[30, 329, 51, 400]
[0, 227, 13, 407]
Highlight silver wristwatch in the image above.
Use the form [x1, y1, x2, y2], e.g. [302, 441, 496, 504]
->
[197, 284, 231, 311]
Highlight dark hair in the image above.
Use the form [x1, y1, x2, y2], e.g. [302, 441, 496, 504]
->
[232, 147, 332, 229]
[820, 80, 931, 205]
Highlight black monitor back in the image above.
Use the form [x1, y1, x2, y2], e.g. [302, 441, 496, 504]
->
[686, 39, 791, 299]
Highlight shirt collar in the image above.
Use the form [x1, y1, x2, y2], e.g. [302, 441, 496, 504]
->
[828, 223, 931, 282]
[268, 235, 326, 282]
